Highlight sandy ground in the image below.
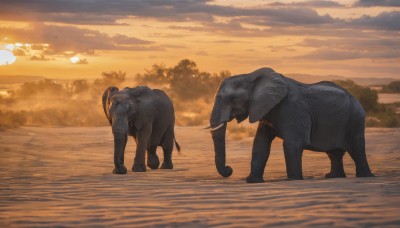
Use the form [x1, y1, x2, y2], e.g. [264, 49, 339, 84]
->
[0, 126, 399, 227]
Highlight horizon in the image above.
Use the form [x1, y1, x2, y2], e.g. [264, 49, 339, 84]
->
[0, 0, 399, 80]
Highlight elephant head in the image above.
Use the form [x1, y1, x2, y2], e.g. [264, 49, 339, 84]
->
[102, 86, 138, 174]
[208, 67, 288, 178]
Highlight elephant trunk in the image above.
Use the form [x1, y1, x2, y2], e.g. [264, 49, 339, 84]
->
[113, 132, 127, 168]
[210, 102, 233, 178]
[112, 117, 128, 173]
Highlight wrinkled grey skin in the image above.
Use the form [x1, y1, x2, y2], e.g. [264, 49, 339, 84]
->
[210, 67, 374, 183]
[102, 86, 180, 174]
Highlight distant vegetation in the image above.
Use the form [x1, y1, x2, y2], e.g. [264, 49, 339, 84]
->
[0, 59, 399, 132]
[136, 59, 230, 125]
[0, 59, 230, 130]
[0, 71, 126, 130]
[381, 81, 400, 93]
[334, 80, 400, 127]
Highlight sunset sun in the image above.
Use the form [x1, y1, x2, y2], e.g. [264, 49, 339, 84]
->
[0, 50, 16, 66]
[70, 56, 80, 64]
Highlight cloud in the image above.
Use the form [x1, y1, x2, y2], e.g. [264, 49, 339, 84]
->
[1, 0, 399, 63]
[30, 54, 52, 61]
[297, 49, 400, 60]
[73, 59, 88, 64]
[295, 37, 400, 60]
[350, 11, 400, 31]
[0, 0, 346, 27]
[268, 1, 345, 8]
[196, 51, 208, 56]
[0, 0, 399, 34]
[0, 0, 217, 24]
[299, 37, 400, 50]
[353, 0, 400, 7]
[238, 8, 337, 27]
[0, 23, 155, 55]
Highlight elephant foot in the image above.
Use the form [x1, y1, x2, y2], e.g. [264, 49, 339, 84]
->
[356, 172, 375, 177]
[246, 176, 265, 183]
[113, 165, 127, 174]
[325, 172, 346, 178]
[147, 155, 160, 170]
[287, 175, 304, 180]
[132, 164, 146, 172]
[160, 162, 173, 169]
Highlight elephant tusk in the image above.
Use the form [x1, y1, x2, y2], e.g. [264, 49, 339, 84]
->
[210, 123, 225, 132]
[204, 126, 211, 129]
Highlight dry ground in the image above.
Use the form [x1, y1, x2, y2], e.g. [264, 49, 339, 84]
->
[0, 126, 399, 227]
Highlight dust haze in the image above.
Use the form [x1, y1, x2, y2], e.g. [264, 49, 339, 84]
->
[0, 59, 399, 134]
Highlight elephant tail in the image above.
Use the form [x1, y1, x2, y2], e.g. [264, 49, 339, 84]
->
[174, 138, 181, 155]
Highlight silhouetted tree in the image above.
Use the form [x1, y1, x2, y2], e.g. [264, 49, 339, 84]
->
[382, 81, 400, 93]
[137, 59, 230, 101]
[71, 79, 89, 94]
[136, 64, 168, 85]
[94, 70, 126, 88]
[15, 79, 68, 98]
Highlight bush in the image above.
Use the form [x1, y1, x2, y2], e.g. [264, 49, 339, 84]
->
[137, 59, 231, 126]
[381, 81, 400, 93]
[0, 70, 124, 129]
[2, 62, 398, 129]
[0, 110, 27, 131]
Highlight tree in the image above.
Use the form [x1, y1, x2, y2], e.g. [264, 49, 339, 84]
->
[136, 59, 230, 101]
[382, 81, 400, 93]
[136, 64, 168, 85]
[15, 79, 68, 98]
[94, 70, 126, 88]
[71, 79, 89, 94]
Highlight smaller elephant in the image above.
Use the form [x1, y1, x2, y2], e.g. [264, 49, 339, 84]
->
[102, 86, 180, 174]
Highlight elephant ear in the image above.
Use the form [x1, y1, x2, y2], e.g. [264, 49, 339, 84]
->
[102, 86, 119, 125]
[248, 68, 288, 123]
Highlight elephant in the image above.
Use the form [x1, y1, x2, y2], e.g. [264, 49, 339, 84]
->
[207, 67, 374, 183]
[102, 86, 180, 174]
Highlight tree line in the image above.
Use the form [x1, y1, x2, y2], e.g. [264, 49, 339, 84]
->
[0, 59, 399, 130]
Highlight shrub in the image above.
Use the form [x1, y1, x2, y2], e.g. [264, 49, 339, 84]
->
[381, 81, 400, 93]
[0, 110, 27, 131]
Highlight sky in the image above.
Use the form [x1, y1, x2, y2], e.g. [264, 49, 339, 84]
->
[0, 0, 399, 79]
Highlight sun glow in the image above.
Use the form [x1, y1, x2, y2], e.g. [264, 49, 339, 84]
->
[0, 50, 17, 66]
[70, 56, 80, 64]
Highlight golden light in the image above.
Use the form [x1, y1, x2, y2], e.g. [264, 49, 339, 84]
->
[5, 44, 14, 51]
[0, 50, 17, 66]
[70, 56, 80, 64]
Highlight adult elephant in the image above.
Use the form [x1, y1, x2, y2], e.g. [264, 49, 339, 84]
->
[102, 86, 180, 174]
[207, 67, 374, 183]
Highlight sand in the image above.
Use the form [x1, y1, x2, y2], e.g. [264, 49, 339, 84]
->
[0, 126, 399, 227]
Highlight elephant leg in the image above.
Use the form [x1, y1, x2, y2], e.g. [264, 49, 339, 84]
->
[325, 150, 346, 178]
[147, 145, 160, 169]
[348, 128, 374, 177]
[132, 125, 152, 172]
[283, 141, 304, 180]
[113, 133, 128, 174]
[246, 123, 275, 183]
[161, 128, 174, 169]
